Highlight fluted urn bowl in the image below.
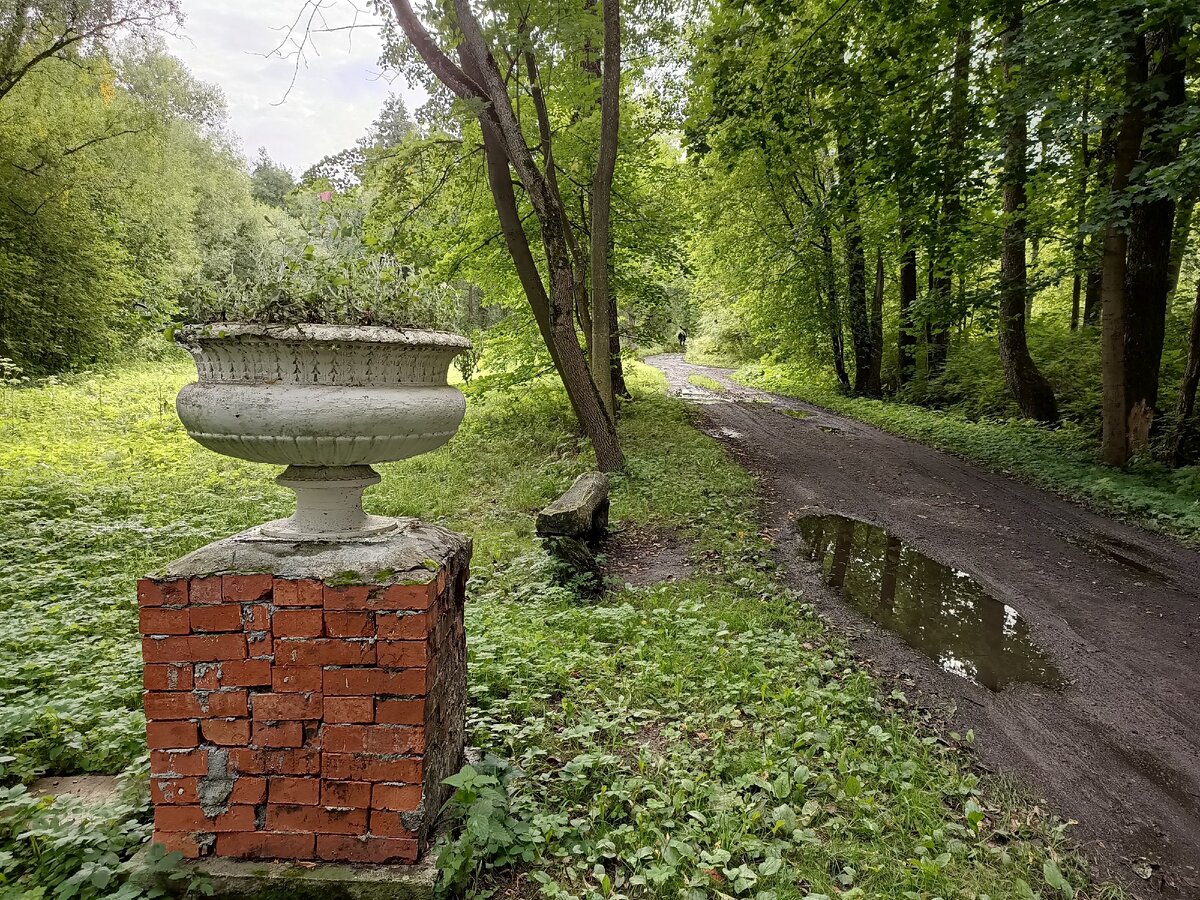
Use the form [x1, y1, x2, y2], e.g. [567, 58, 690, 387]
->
[175, 323, 470, 540]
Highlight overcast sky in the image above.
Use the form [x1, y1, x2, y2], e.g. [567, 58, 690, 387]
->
[167, 1, 425, 174]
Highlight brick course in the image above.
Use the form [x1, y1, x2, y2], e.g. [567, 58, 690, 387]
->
[139, 545, 468, 866]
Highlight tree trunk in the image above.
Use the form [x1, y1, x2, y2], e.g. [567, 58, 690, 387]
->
[868, 248, 884, 395]
[1071, 79, 1092, 332]
[608, 287, 629, 399]
[588, 0, 620, 418]
[929, 19, 972, 378]
[998, 1, 1057, 422]
[1169, 280, 1200, 466]
[1100, 25, 1148, 467]
[822, 225, 851, 389]
[388, 0, 626, 470]
[1121, 23, 1186, 455]
[898, 211, 918, 386]
[1083, 117, 1117, 327]
[839, 136, 872, 394]
[1167, 200, 1194, 300]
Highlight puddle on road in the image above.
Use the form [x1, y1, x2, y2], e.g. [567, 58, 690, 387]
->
[797, 515, 1063, 691]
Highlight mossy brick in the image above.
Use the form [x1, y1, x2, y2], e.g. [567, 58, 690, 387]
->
[324, 611, 373, 638]
[151, 777, 199, 805]
[189, 576, 224, 604]
[322, 584, 371, 610]
[323, 696, 373, 723]
[138, 579, 187, 608]
[253, 721, 305, 748]
[146, 721, 199, 750]
[140, 608, 190, 635]
[372, 784, 421, 812]
[369, 582, 434, 611]
[144, 664, 193, 692]
[273, 579, 323, 606]
[215, 832, 317, 861]
[155, 805, 256, 833]
[370, 810, 417, 839]
[201, 719, 251, 746]
[252, 693, 323, 721]
[222, 574, 272, 602]
[229, 748, 321, 776]
[377, 641, 427, 668]
[271, 667, 321, 693]
[272, 609, 324, 638]
[216, 660, 272, 687]
[375, 612, 428, 641]
[269, 777, 320, 806]
[375, 699, 424, 725]
[191, 606, 244, 633]
[316, 834, 417, 865]
[275, 638, 374, 667]
[150, 749, 208, 776]
[321, 781, 370, 809]
[321, 754, 421, 783]
[151, 832, 207, 860]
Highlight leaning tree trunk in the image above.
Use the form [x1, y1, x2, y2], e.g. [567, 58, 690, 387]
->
[390, 0, 624, 470]
[1169, 280, 1200, 466]
[588, 0, 620, 418]
[998, 1, 1057, 422]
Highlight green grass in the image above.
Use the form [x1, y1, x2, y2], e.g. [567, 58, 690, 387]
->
[686, 373, 725, 393]
[0, 357, 1118, 899]
[736, 360, 1200, 546]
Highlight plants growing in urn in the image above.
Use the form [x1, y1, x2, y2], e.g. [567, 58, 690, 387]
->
[185, 241, 461, 331]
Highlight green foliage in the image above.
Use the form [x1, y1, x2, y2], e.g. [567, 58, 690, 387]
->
[248, 148, 296, 209]
[0, 40, 281, 375]
[686, 373, 724, 392]
[186, 238, 461, 329]
[0, 359, 1117, 898]
[0, 780, 193, 900]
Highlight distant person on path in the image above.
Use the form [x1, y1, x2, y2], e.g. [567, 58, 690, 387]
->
[677, 328, 687, 353]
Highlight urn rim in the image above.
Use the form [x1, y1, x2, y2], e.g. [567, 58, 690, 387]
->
[174, 322, 472, 351]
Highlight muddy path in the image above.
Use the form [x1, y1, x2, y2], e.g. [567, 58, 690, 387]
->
[647, 354, 1200, 898]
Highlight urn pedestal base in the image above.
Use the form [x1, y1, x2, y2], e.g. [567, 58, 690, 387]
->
[137, 520, 471, 866]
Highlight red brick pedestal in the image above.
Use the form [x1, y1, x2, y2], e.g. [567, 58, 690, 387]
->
[137, 521, 470, 865]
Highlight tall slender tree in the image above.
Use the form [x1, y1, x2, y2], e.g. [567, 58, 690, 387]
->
[997, 0, 1057, 422]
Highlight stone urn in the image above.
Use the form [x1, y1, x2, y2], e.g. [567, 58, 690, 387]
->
[174, 323, 470, 540]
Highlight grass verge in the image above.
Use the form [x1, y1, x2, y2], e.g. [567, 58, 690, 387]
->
[686, 373, 725, 393]
[0, 358, 1117, 899]
[736, 360, 1200, 546]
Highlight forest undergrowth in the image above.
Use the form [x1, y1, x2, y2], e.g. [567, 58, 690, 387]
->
[0, 359, 1119, 899]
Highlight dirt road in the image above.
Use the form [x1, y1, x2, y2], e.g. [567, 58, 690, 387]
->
[647, 355, 1200, 898]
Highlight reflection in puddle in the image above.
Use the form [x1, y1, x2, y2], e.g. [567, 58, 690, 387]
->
[798, 515, 1063, 691]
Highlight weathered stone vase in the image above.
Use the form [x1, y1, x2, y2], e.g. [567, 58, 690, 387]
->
[175, 324, 470, 540]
